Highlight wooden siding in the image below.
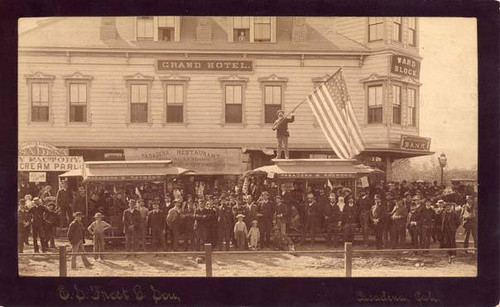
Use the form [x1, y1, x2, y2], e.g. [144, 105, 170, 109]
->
[334, 17, 366, 45]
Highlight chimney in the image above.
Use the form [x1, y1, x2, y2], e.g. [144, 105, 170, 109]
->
[196, 17, 212, 42]
[100, 17, 118, 40]
[292, 17, 307, 42]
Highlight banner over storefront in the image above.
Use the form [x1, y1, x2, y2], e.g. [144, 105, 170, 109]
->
[124, 148, 243, 175]
[18, 156, 84, 171]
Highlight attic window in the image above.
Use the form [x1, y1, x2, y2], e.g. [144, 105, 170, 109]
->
[233, 17, 250, 42]
[254, 17, 272, 42]
[137, 17, 154, 41]
[136, 16, 181, 42]
[228, 17, 276, 43]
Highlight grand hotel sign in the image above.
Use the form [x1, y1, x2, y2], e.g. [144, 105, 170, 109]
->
[156, 59, 254, 72]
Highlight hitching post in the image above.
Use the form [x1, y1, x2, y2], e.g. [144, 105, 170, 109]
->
[344, 242, 352, 277]
[59, 245, 67, 277]
[205, 243, 213, 277]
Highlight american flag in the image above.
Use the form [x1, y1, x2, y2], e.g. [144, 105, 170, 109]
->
[306, 69, 365, 159]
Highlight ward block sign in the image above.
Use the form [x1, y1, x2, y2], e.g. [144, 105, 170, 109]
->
[157, 59, 253, 72]
[391, 55, 421, 79]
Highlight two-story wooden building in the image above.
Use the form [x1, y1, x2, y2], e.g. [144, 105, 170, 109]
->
[18, 16, 432, 188]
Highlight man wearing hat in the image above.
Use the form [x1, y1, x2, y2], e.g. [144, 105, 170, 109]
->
[87, 212, 111, 260]
[420, 199, 436, 250]
[257, 191, 274, 247]
[56, 180, 73, 227]
[440, 202, 460, 259]
[217, 197, 233, 251]
[42, 202, 59, 250]
[67, 212, 92, 269]
[271, 109, 295, 159]
[122, 199, 142, 252]
[147, 202, 167, 251]
[406, 202, 422, 251]
[357, 189, 373, 247]
[18, 199, 31, 253]
[325, 192, 341, 247]
[370, 194, 386, 249]
[167, 200, 183, 251]
[28, 197, 49, 253]
[274, 195, 289, 235]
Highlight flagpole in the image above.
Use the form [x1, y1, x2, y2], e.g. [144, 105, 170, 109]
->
[273, 67, 343, 130]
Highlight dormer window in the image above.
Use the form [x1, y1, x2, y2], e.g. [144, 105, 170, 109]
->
[136, 16, 181, 42]
[233, 17, 250, 42]
[228, 17, 276, 43]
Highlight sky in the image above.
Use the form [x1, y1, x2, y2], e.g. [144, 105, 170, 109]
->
[414, 18, 478, 169]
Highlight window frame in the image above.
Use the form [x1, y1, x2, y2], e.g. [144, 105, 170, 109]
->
[228, 17, 276, 43]
[63, 72, 93, 125]
[368, 17, 385, 42]
[135, 16, 181, 42]
[258, 75, 288, 126]
[136, 16, 154, 41]
[219, 75, 249, 126]
[160, 75, 190, 126]
[366, 83, 384, 125]
[408, 17, 417, 47]
[391, 84, 402, 125]
[392, 17, 402, 42]
[25, 72, 55, 125]
[407, 87, 418, 127]
[124, 73, 154, 125]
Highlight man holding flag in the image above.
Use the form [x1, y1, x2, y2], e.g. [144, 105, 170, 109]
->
[272, 110, 295, 159]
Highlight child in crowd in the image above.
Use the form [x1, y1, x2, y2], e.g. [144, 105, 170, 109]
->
[247, 220, 260, 250]
[233, 214, 248, 251]
[272, 227, 295, 251]
[87, 212, 111, 260]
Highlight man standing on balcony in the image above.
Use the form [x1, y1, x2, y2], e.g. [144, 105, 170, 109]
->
[272, 110, 295, 159]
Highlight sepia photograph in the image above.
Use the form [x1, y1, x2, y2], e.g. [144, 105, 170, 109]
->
[17, 16, 478, 278]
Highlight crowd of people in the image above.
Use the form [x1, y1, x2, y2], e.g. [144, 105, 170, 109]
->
[18, 177, 477, 269]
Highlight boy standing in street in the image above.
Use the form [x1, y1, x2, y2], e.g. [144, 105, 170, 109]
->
[87, 212, 111, 260]
[234, 214, 248, 251]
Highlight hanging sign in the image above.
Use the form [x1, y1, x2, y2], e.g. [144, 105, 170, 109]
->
[391, 55, 421, 79]
[29, 172, 46, 183]
[400, 135, 431, 151]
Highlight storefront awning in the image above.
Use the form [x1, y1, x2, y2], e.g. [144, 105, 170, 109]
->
[58, 169, 83, 177]
[82, 160, 195, 182]
[246, 159, 379, 179]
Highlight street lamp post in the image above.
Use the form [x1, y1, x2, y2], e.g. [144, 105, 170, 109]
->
[438, 152, 447, 189]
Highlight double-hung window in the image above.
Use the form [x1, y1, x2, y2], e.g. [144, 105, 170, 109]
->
[408, 17, 417, 46]
[392, 85, 401, 124]
[136, 17, 154, 41]
[233, 17, 250, 42]
[31, 82, 49, 122]
[224, 85, 243, 123]
[254, 17, 272, 42]
[368, 17, 384, 42]
[166, 84, 184, 123]
[264, 85, 282, 123]
[368, 85, 383, 124]
[393, 17, 402, 42]
[130, 84, 149, 123]
[69, 83, 87, 122]
[407, 88, 417, 126]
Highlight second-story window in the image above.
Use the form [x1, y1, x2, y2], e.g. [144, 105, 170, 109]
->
[264, 85, 282, 123]
[392, 85, 401, 124]
[254, 17, 272, 42]
[137, 17, 154, 41]
[368, 85, 383, 124]
[69, 83, 87, 122]
[393, 17, 402, 42]
[368, 17, 384, 42]
[225, 85, 243, 123]
[233, 17, 250, 42]
[407, 88, 417, 126]
[130, 84, 148, 123]
[408, 17, 417, 46]
[31, 82, 49, 122]
[166, 84, 184, 123]
[158, 16, 176, 41]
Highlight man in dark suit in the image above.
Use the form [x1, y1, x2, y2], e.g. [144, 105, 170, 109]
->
[42, 202, 59, 249]
[272, 110, 295, 159]
[406, 202, 422, 251]
[18, 199, 31, 253]
[257, 191, 274, 247]
[357, 189, 372, 247]
[302, 192, 321, 245]
[389, 199, 408, 249]
[342, 197, 359, 244]
[194, 200, 212, 251]
[325, 192, 341, 247]
[56, 181, 73, 227]
[441, 202, 460, 259]
[370, 195, 386, 249]
[166, 200, 182, 251]
[122, 199, 142, 252]
[420, 199, 436, 249]
[28, 197, 49, 253]
[67, 212, 92, 269]
[146, 202, 166, 251]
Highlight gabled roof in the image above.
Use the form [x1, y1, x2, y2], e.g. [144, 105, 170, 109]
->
[19, 17, 369, 54]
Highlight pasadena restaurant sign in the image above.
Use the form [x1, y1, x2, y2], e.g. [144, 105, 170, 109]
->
[157, 59, 254, 72]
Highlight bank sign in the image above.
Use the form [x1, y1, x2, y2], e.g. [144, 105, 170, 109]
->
[157, 59, 253, 72]
[391, 55, 420, 79]
[400, 135, 431, 151]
